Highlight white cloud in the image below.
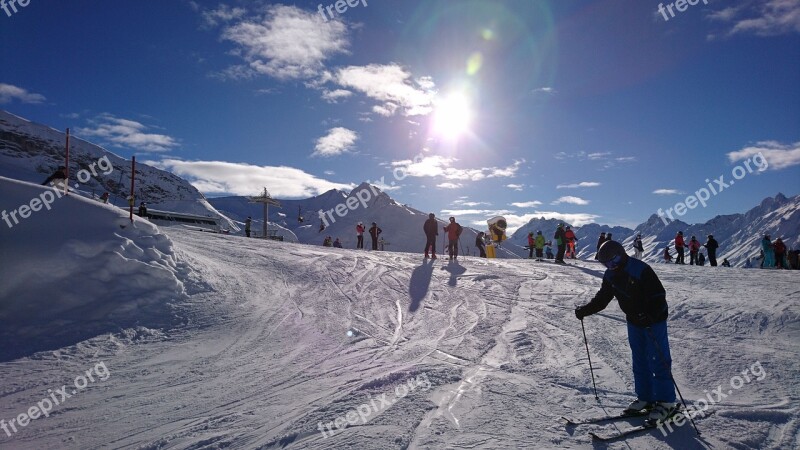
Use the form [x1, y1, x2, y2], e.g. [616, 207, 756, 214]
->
[727, 141, 800, 170]
[452, 199, 491, 207]
[653, 189, 683, 195]
[221, 5, 349, 80]
[321, 89, 352, 103]
[313, 127, 358, 157]
[336, 64, 436, 117]
[437, 182, 463, 189]
[709, 0, 800, 37]
[441, 209, 514, 217]
[506, 184, 524, 191]
[552, 196, 590, 206]
[147, 158, 354, 197]
[391, 155, 522, 181]
[197, 4, 246, 28]
[76, 114, 179, 153]
[0, 83, 46, 104]
[531, 86, 556, 95]
[557, 181, 601, 189]
[510, 201, 543, 208]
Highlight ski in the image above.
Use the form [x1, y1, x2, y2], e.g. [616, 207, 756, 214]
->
[562, 410, 648, 425]
[589, 408, 713, 441]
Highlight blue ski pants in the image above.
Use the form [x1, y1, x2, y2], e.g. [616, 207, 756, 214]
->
[627, 321, 676, 403]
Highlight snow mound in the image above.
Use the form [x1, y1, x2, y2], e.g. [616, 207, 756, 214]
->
[0, 176, 187, 361]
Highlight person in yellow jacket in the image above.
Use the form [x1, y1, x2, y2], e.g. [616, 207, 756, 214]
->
[534, 231, 546, 261]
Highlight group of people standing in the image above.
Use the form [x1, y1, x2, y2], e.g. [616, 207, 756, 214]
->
[666, 231, 720, 266]
[423, 213, 463, 260]
[348, 222, 384, 250]
[759, 234, 794, 269]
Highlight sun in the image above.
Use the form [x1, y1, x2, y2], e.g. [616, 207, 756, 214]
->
[432, 93, 472, 140]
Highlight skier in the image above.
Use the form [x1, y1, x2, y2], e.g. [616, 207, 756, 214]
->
[575, 240, 677, 422]
[545, 244, 554, 259]
[633, 234, 644, 259]
[333, 238, 343, 248]
[527, 232, 536, 259]
[245, 216, 252, 237]
[41, 166, 67, 186]
[535, 231, 546, 261]
[773, 238, 788, 269]
[674, 231, 686, 265]
[554, 224, 567, 264]
[688, 236, 701, 265]
[100, 192, 110, 204]
[475, 232, 487, 258]
[443, 217, 463, 261]
[138, 202, 148, 218]
[319, 220, 325, 233]
[379, 237, 386, 251]
[356, 222, 366, 249]
[697, 252, 705, 266]
[595, 232, 606, 260]
[760, 235, 775, 268]
[565, 226, 578, 259]
[423, 213, 438, 259]
[369, 222, 382, 250]
[663, 247, 672, 263]
[744, 257, 753, 268]
[704, 235, 719, 267]
[721, 258, 731, 267]
[323, 236, 333, 247]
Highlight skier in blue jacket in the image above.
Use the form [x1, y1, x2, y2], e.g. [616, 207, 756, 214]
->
[575, 240, 677, 422]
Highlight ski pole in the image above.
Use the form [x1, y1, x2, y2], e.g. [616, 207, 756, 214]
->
[645, 326, 700, 435]
[581, 319, 599, 400]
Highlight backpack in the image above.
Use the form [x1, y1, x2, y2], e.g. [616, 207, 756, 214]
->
[456, 224, 463, 236]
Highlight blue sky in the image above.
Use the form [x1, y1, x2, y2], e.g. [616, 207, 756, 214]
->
[2, 0, 799, 231]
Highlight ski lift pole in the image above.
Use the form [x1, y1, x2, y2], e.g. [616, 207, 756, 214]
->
[129, 156, 136, 222]
[64, 128, 70, 196]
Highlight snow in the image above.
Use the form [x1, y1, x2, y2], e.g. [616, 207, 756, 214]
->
[1, 174, 798, 449]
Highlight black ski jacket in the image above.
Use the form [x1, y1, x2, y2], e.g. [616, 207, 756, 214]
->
[423, 218, 438, 237]
[577, 258, 668, 327]
[704, 238, 719, 251]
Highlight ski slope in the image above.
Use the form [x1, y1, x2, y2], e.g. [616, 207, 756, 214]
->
[1, 177, 799, 449]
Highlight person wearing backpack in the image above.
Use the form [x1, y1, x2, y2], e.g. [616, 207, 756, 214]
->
[704, 235, 719, 266]
[443, 217, 463, 261]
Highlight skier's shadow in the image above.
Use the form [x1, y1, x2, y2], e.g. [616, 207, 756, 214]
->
[441, 261, 466, 286]
[409, 259, 435, 312]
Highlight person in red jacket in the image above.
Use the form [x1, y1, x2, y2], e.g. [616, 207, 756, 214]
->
[443, 217, 463, 261]
[527, 232, 535, 259]
[564, 226, 578, 259]
[688, 236, 701, 265]
[355, 222, 365, 249]
[674, 231, 686, 264]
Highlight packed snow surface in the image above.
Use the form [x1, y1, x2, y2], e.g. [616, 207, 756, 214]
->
[1, 176, 798, 449]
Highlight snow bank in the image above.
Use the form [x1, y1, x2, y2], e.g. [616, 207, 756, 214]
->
[0, 176, 186, 361]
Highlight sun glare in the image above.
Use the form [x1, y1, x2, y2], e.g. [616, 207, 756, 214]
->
[432, 93, 472, 140]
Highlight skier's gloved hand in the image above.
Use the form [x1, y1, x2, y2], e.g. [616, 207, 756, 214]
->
[575, 306, 587, 320]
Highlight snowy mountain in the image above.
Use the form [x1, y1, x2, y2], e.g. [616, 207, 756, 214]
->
[622, 193, 800, 267]
[0, 110, 233, 228]
[1, 175, 798, 449]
